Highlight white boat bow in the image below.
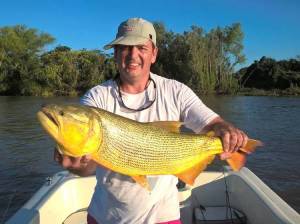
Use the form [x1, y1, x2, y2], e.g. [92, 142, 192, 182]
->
[6, 167, 300, 224]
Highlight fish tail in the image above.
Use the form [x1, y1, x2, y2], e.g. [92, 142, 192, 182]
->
[226, 139, 263, 171]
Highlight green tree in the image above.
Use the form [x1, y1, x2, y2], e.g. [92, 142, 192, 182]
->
[238, 56, 300, 92]
[0, 25, 54, 95]
[40, 47, 109, 96]
[153, 22, 243, 94]
[152, 22, 175, 79]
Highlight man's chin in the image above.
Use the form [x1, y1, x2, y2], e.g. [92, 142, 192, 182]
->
[123, 71, 142, 78]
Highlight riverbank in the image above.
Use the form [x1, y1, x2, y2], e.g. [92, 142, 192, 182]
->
[236, 87, 300, 96]
[1, 87, 300, 97]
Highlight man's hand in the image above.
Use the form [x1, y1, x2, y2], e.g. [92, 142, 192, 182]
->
[202, 117, 248, 160]
[54, 147, 97, 176]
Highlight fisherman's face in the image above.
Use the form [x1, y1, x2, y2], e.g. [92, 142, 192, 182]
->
[114, 40, 158, 81]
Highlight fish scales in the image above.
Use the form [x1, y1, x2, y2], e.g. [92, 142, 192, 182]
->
[96, 109, 223, 175]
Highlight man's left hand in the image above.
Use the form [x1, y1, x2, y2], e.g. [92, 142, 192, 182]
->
[202, 117, 248, 160]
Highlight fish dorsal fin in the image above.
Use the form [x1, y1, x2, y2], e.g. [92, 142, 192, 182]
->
[175, 155, 216, 186]
[148, 121, 183, 133]
[131, 175, 150, 190]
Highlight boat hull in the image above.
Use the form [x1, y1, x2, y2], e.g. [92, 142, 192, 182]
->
[6, 167, 300, 224]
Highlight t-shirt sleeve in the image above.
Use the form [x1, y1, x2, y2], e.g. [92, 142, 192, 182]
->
[179, 83, 219, 133]
[80, 86, 105, 108]
[80, 91, 96, 107]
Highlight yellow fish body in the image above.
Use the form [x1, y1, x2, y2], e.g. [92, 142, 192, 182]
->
[37, 104, 262, 187]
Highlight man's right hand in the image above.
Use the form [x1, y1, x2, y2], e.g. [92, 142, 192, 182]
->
[54, 147, 97, 177]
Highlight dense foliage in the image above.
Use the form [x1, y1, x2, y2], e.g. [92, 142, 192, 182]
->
[152, 22, 244, 94]
[0, 24, 299, 96]
[237, 56, 300, 95]
[0, 25, 54, 95]
[0, 25, 116, 96]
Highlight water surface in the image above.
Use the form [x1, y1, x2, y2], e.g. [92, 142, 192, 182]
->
[0, 96, 299, 222]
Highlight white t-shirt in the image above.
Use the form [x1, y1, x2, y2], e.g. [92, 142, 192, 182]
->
[80, 73, 218, 224]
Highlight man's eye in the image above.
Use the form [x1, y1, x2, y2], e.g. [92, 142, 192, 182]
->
[119, 46, 127, 50]
[139, 46, 148, 51]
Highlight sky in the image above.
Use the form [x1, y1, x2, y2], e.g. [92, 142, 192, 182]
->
[1, 0, 299, 69]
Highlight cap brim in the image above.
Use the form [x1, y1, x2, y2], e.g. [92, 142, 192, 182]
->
[104, 35, 150, 50]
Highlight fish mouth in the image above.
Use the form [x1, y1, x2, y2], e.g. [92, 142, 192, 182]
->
[43, 109, 58, 125]
[37, 108, 59, 140]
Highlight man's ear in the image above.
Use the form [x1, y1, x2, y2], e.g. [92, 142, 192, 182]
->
[151, 47, 158, 64]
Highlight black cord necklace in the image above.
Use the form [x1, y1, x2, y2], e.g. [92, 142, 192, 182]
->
[114, 74, 157, 112]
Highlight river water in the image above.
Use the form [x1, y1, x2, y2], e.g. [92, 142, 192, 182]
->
[0, 96, 299, 222]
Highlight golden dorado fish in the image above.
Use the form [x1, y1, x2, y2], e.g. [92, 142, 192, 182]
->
[37, 104, 262, 188]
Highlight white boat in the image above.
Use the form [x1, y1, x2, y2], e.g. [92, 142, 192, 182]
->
[6, 167, 300, 224]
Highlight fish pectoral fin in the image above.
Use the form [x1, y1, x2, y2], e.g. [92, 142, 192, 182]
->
[148, 121, 183, 133]
[175, 155, 215, 186]
[131, 175, 150, 190]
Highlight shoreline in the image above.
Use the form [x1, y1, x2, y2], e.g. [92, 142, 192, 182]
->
[0, 88, 300, 97]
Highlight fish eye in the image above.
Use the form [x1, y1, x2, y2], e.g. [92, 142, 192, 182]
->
[59, 111, 64, 116]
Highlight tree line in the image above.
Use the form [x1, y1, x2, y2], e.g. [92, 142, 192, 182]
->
[0, 24, 299, 96]
[237, 56, 300, 95]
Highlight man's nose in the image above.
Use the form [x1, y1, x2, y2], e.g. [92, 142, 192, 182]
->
[128, 46, 139, 58]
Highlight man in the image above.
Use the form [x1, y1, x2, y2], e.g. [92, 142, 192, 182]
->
[54, 18, 248, 224]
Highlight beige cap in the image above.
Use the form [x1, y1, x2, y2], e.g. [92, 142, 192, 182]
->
[104, 18, 156, 50]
